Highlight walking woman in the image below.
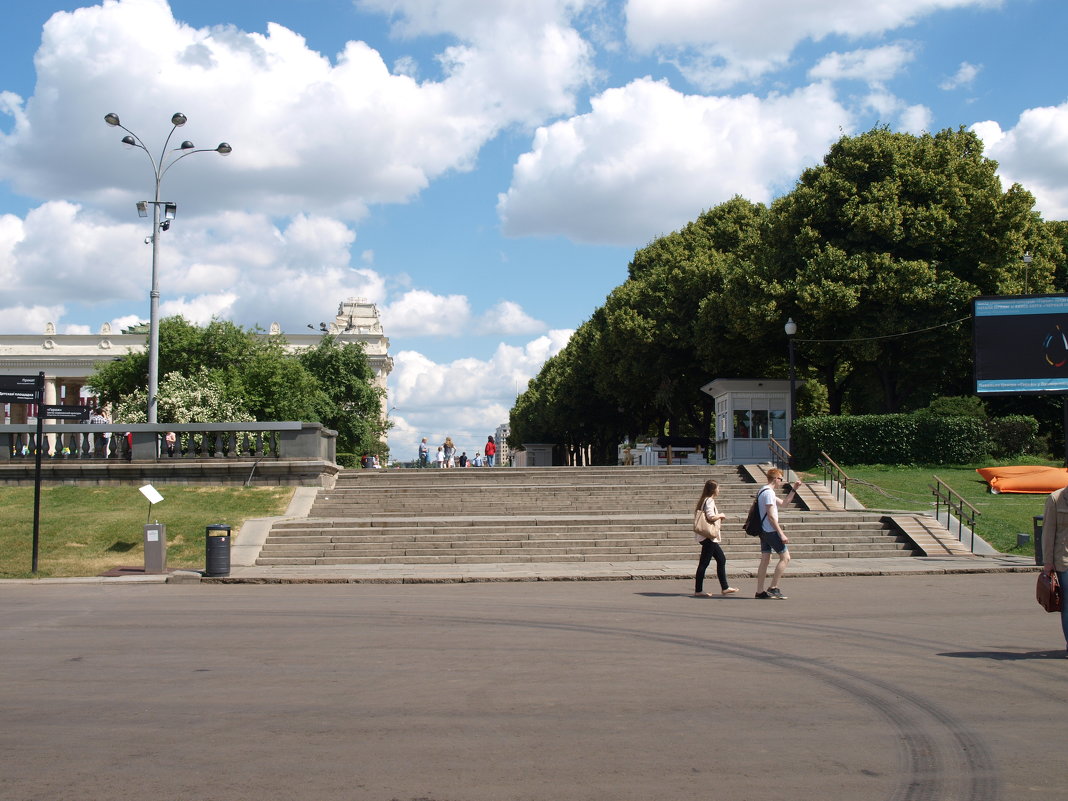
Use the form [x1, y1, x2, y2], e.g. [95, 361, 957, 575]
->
[694, 479, 739, 597]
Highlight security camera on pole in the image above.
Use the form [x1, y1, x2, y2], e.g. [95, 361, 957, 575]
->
[104, 112, 231, 423]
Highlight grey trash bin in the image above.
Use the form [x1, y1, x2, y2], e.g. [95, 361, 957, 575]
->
[1034, 515, 1044, 566]
[205, 524, 231, 577]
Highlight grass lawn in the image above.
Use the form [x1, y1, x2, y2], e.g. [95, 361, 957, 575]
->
[808, 462, 1054, 557]
[0, 485, 294, 578]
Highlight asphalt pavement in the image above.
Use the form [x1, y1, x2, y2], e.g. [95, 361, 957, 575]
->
[1, 572, 1064, 801]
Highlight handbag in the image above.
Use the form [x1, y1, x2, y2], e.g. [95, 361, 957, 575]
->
[693, 506, 720, 542]
[1037, 571, 1062, 613]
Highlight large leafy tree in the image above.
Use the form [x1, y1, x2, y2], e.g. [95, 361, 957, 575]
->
[754, 126, 1062, 413]
[297, 336, 387, 456]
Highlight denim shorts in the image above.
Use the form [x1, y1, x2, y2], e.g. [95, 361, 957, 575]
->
[759, 528, 788, 554]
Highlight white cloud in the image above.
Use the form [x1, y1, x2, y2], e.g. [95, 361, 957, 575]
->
[0, 0, 595, 222]
[973, 104, 1068, 219]
[388, 328, 573, 456]
[476, 300, 546, 335]
[809, 44, 917, 83]
[0, 304, 68, 333]
[625, 0, 1000, 88]
[940, 61, 981, 90]
[381, 289, 473, 336]
[0, 201, 388, 334]
[498, 78, 852, 245]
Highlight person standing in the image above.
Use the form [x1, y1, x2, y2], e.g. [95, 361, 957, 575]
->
[485, 435, 497, 467]
[443, 437, 456, 468]
[434, 446, 444, 468]
[1041, 488, 1068, 657]
[693, 479, 738, 597]
[754, 467, 798, 600]
[418, 437, 429, 468]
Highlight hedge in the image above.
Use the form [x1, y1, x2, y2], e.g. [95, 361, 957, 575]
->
[791, 413, 1038, 466]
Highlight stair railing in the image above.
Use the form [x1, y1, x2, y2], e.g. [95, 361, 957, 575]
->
[817, 451, 852, 506]
[768, 438, 792, 477]
[930, 475, 980, 552]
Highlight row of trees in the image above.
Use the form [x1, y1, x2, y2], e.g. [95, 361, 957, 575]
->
[89, 317, 388, 458]
[510, 127, 1068, 463]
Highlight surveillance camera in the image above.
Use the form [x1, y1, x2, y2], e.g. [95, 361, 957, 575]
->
[160, 220, 171, 231]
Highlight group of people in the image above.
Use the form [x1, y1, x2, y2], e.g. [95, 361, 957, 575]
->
[693, 466, 797, 600]
[419, 435, 497, 468]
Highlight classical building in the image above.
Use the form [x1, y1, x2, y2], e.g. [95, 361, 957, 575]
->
[0, 297, 392, 423]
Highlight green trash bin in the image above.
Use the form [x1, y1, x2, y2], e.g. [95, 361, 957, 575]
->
[205, 524, 231, 577]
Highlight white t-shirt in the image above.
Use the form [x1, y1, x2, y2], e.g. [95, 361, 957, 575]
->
[758, 485, 778, 532]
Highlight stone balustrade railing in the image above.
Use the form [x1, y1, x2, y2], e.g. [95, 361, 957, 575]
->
[1, 422, 337, 464]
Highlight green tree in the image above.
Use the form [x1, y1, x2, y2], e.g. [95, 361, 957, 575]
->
[757, 126, 1054, 413]
[88, 318, 384, 450]
[297, 336, 387, 456]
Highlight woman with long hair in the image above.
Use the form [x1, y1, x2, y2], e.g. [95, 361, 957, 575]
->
[694, 479, 739, 597]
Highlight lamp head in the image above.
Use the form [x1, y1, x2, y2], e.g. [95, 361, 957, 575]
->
[121, 135, 137, 147]
[171, 112, 188, 127]
[784, 318, 798, 337]
[216, 142, 232, 155]
[104, 113, 121, 127]
[179, 140, 195, 150]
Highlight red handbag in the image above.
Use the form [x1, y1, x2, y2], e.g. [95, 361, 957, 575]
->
[1037, 571, 1062, 613]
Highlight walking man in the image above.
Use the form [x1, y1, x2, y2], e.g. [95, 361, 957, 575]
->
[418, 437, 429, 468]
[755, 467, 798, 600]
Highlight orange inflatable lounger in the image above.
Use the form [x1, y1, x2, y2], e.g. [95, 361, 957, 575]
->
[975, 465, 1068, 494]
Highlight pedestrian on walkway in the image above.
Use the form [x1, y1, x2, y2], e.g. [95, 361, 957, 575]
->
[418, 437, 429, 467]
[485, 435, 497, 467]
[1041, 487, 1068, 657]
[754, 467, 798, 600]
[693, 479, 738, 597]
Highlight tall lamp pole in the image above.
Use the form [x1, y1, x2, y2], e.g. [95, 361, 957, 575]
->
[784, 318, 797, 449]
[104, 112, 231, 423]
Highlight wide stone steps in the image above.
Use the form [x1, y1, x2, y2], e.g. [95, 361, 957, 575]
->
[256, 465, 922, 566]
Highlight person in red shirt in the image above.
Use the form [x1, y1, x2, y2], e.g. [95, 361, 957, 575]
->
[485, 436, 497, 467]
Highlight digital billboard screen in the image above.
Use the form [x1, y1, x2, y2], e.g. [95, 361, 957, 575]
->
[973, 294, 1068, 395]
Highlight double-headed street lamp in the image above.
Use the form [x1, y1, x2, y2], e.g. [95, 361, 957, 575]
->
[104, 112, 231, 423]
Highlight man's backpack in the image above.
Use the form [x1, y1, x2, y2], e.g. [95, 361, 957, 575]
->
[743, 496, 765, 537]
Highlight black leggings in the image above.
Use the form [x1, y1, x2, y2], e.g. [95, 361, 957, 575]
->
[695, 539, 728, 593]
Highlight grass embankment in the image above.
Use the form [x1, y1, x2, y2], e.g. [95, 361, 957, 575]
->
[0, 485, 294, 578]
[811, 462, 1054, 556]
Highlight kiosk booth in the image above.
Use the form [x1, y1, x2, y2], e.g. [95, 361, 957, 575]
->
[700, 379, 795, 465]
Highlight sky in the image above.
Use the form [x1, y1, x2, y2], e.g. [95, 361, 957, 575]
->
[2, 0, 1067, 461]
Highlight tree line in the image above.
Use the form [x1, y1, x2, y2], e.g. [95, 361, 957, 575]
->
[509, 126, 1068, 463]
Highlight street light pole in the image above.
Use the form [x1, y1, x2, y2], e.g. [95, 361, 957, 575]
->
[104, 112, 231, 423]
[784, 318, 797, 449]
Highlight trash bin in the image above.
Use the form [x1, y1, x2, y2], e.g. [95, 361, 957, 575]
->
[205, 524, 231, 577]
[1033, 515, 1044, 566]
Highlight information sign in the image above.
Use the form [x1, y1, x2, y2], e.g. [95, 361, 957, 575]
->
[0, 374, 42, 404]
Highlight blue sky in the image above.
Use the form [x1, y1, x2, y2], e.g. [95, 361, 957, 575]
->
[1, 0, 1067, 459]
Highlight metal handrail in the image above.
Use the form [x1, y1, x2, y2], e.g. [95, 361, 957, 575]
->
[817, 450, 852, 506]
[930, 475, 980, 552]
[768, 438, 792, 475]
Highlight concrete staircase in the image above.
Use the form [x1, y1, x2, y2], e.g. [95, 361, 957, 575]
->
[256, 465, 922, 566]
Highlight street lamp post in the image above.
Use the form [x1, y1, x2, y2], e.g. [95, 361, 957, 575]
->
[104, 112, 231, 423]
[784, 318, 797, 449]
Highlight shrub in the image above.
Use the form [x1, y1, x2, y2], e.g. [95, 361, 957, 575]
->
[986, 415, 1040, 459]
[791, 413, 992, 466]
